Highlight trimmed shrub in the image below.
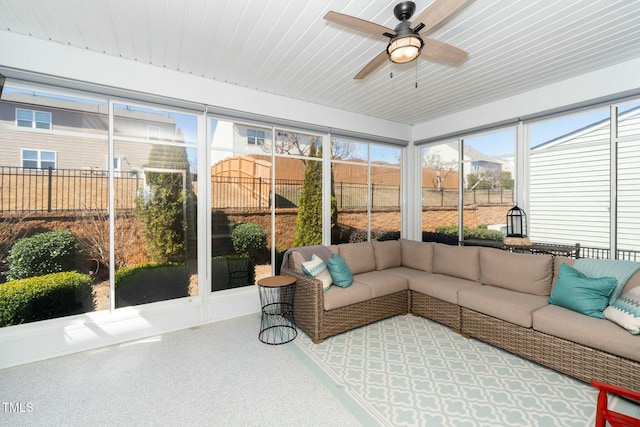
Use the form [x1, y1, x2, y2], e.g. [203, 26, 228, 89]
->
[115, 262, 190, 308]
[0, 272, 94, 327]
[433, 225, 504, 242]
[348, 229, 400, 243]
[5, 230, 80, 281]
[231, 223, 267, 258]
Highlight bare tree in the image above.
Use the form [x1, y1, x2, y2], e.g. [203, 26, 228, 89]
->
[424, 152, 456, 191]
[261, 131, 358, 162]
[75, 202, 142, 274]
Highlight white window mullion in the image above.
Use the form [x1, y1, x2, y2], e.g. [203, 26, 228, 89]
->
[610, 106, 618, 259]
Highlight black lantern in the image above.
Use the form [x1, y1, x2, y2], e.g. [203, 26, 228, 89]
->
[506, 205, 527, 237]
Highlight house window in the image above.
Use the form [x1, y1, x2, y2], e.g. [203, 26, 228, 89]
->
[22, 149, 56, 169]
[109, 156, 122, 177]
[247, 129, 265, 146]
[16, 108, 52, 129]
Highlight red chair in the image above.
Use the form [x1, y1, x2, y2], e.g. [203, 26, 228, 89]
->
[591, 380, 640, 427]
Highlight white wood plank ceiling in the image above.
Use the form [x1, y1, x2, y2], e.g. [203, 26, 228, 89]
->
[1, 0, 639, 125]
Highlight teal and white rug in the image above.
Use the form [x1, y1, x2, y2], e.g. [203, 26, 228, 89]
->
[292, 314, 639, 427]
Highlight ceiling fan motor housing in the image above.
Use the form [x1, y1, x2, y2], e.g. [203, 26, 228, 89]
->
[394, 1, 416, 21]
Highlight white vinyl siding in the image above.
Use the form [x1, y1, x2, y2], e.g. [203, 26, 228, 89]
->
[616, 112, 640, 251]
[530, 138, 610, 248]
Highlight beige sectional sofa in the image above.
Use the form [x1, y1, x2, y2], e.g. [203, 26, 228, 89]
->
[281, 239, 640, 391]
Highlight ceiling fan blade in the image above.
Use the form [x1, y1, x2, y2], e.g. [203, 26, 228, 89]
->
[324, 11, 394, 38]
[421, 38, 468, 64]
[413, 0, 472, 34]
[354, 50, 389, 80]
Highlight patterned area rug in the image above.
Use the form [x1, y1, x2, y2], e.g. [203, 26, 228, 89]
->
[292, 314, 634, 427]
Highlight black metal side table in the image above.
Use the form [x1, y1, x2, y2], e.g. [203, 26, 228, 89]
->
[257, 275, 297, 345]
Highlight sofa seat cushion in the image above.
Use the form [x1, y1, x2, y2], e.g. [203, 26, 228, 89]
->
[409, 273, 480, 305]
[353, 271, 408, 298]
[533, 304, 640, 363]
[323, 282, 372, 311]
[480, 248, 553, 296]
[384, 266, 429, 281]
[458, 285, 548, 328]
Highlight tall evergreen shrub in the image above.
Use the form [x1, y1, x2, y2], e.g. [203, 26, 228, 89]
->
[136, 135, 193, 263]
[293, 143, 323, 247]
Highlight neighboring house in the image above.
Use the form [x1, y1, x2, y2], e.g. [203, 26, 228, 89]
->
[422, 142, 510, 188]
[0, 90, 178, 174]
[210, 121, 273, 164]
[530, 107, 640, 250]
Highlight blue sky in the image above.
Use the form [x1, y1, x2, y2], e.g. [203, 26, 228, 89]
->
[462, 107, 619, 159]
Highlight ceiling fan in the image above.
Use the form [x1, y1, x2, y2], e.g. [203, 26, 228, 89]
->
[324, 0, 472, 79]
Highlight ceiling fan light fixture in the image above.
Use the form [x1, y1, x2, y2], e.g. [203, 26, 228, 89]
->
[387, 34, 423, 64]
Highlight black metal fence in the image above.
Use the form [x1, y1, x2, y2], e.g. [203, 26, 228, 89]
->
[1, 167, 513, 213]
[0, 166, 141, 213]
[210, 176, 402, 210]
[423, 188, 514, 207]
[211, 177, 510, 210]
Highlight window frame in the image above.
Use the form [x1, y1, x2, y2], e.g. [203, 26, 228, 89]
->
[16, 108, 52, 130]
[247, 129, 265, 146]
[21, 148, 57, 169]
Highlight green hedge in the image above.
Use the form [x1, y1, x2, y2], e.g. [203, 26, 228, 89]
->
[435, 225, 504, 241]
[0, 272, 94, 327]
[115, 262, 190, 308]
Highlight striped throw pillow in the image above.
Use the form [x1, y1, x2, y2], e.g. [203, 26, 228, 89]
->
[301, 254, 333, 292]
[604, 287, 640, 334]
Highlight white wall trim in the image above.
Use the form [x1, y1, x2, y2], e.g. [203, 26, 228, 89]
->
[412, 57, 640, 142]
[0, 31, 411, 143]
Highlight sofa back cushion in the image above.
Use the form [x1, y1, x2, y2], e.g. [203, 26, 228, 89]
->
[338, 242, 376, 275]
[553, 256, 574, 288]
[432, 243, 480, 281]
[372, 240, 402, 270]
[288, 250, 307, 271]
[480, 248, 553, 296]
[399, 239, 434, 272]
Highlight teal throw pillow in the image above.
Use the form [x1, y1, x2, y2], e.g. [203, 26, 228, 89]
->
[326, 254, 353, 288]
[548, 263, 617, 319]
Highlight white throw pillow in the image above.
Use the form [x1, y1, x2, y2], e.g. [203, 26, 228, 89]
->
[301, 254, 333, 292]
